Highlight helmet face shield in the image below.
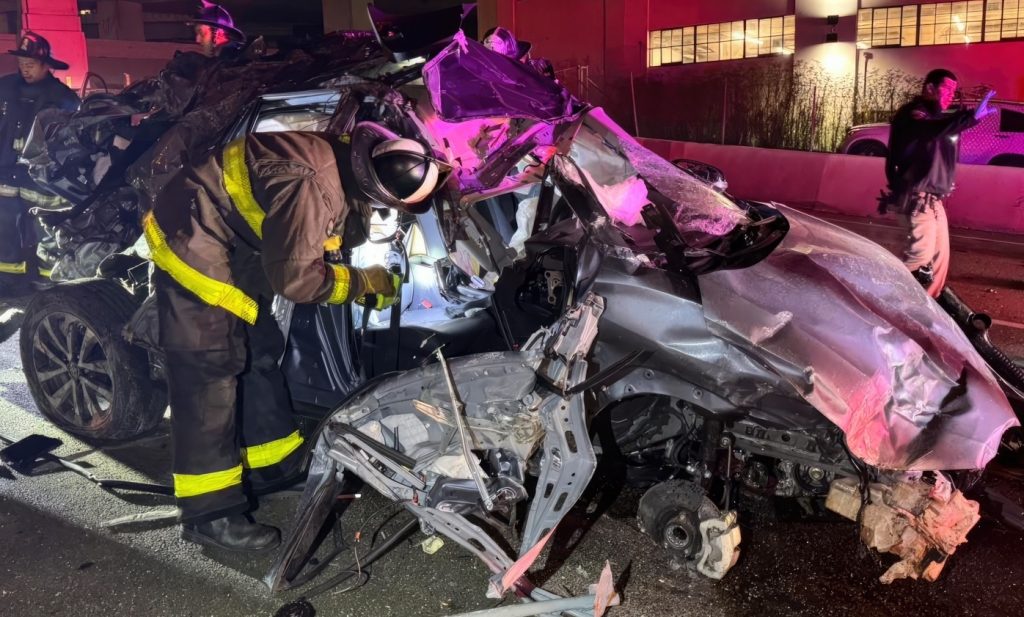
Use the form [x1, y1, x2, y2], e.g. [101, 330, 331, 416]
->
[350, 122, 449, 214]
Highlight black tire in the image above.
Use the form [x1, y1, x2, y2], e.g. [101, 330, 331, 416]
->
[19, 279, 166, 441]
[989, 154, 1024, 168]
[847, 140, 888, 157]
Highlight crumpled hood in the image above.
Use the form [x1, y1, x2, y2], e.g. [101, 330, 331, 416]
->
[698, 205, 1018, 470]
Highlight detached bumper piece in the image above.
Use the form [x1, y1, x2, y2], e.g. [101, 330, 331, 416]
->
[826, 474, 980, 583]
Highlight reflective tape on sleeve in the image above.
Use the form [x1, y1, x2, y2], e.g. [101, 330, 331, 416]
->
[142, 211, 259, 324]
[222, 138, 265, 239]
[328, 264, 352, 304]
[18, 187, 67, 209]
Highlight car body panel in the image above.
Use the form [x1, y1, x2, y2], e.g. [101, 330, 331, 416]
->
[840, 101, 1024, 165]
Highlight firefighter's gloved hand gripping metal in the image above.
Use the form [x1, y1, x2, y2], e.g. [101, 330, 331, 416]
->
[354, 264, 401, 310]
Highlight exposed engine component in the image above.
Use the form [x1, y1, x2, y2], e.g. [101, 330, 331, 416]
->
[826, 475, 981, 584]
[543, 269, 563, 306]
[610, 396, 853, 499]
[637, 479, 741, 580]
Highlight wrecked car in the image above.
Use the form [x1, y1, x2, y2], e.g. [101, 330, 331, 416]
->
[15, 4, 1021, 602]
[267, 33, 1019, 594]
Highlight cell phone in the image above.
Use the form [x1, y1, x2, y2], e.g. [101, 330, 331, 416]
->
[0, 434, 63, 472]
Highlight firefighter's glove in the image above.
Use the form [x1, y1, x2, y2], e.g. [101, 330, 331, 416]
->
[354, 265, 402, 311]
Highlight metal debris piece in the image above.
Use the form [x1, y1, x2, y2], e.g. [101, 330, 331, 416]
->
[440, 596, 598, 617]
[99, 508, 182, 531]
[413, 399, 453, 426]
[435, 347, 494, 511]
[826, 475, 981, 583]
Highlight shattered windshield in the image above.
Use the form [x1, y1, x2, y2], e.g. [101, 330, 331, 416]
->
[568, 109, 750, 242]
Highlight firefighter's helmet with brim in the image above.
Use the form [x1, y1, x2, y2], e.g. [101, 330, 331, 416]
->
[350, 122, 450, 215]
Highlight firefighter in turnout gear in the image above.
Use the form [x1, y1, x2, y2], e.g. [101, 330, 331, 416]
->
[188, 1, 246, 59]
[146, 123, 447, 550]
[0, 32, 79, 295]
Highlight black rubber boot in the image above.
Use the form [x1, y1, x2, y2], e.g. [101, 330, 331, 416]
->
[181, 514, 281, 552]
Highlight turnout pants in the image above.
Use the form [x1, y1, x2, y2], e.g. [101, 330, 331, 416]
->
[154, 270, 304, 522]
[0, 193, 38, 286]
[897, 196, 949, 298]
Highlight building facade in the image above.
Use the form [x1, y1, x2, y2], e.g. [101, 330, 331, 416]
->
[493, 0, 1024, 150]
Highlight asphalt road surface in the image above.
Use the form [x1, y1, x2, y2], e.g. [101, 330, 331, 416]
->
[3, 216, 1024, 617]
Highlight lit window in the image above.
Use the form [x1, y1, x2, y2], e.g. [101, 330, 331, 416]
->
[647, 14, 795, 67]
[859, 1, 1017, 48]
[984, 0, 1024, 41]
[859, 5, 919, 47]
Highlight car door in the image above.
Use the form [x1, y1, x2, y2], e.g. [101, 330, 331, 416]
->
[957, 103, 1000, 165]
[988, 105, 1024, 166]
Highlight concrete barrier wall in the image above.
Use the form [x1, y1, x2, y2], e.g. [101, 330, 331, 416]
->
[87, 40, 191, 90]
[640, 138, 1024, 235]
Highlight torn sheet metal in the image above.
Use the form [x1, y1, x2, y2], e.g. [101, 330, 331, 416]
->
[698, 206, 1018, 471]
[423, 36, 580, 123]
[271, 294, 604, 598]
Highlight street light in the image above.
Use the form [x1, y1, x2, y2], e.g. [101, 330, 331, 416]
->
[863, 51, 873, 99]
[852, 49, 873, 123]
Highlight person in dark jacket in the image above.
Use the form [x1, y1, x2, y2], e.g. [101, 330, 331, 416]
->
[146, 124, 447, 551]
[882, 68, 996, 297]
[0, 32, 79, 295]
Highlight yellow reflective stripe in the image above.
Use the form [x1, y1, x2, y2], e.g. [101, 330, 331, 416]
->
[38, 268, 52, 278]
[173, 464, 243, 498]
[0, 261, 27, 274]
[222, 138, 264, 239]
[142, 212, 259, 325]
[0, 184, 19, 197]
[18, 187, 66, 208]
[242, 430, 304, 469]
[328, 264, 352, 304]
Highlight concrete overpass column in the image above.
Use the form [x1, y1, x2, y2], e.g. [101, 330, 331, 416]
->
[19, 0, 88, 89]
[322, 0, 371, 33]
[97, 0, 145, 41]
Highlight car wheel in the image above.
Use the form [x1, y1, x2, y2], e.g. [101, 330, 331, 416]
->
[847, 140, 888, 157]
[638, 480, 705, 560]
[989, 154, 1024, 168]
[19, 279, 166, 441]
